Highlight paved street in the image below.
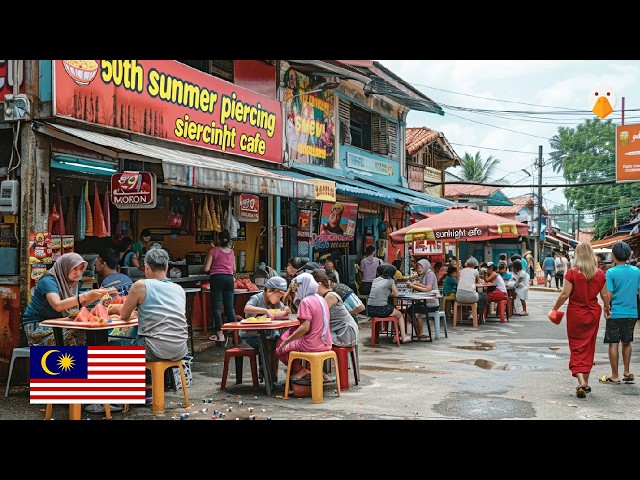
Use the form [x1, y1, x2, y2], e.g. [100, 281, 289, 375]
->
[3, 288, 640, 421]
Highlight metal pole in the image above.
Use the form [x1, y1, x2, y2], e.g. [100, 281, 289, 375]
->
[537, 145, 544, 262]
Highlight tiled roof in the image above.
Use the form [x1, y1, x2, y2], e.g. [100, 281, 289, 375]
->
[405, 127, 461, 167]
[446, 184, 501, 197]
[489, 195, 534, 215]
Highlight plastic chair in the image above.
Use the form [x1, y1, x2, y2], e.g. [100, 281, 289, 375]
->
[4, 346, 30, 397]
[370, 316, 401, 347]
[428, 311, 448, 339]
[453, 302, 478, 327]
[146, 360, 190, 414]
[486, 299, 508, 323]
[220, 347, 259, 390]
[283, 350, 340, 404]
[183, 287, 200, 355]
[331, 344, 359, 390]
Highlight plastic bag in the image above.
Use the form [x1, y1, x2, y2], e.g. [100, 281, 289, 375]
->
[226, 200, 239, 238]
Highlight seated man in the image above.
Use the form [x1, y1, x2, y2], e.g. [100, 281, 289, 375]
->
[110, 248, 189, 362]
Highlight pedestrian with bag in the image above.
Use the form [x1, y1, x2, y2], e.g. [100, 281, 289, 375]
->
[549, 242, 609, 398]
[599, 241, 640, 386]
[554, 252, 567, 290]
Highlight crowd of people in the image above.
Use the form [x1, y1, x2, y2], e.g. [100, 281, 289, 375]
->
[21, 228, 640, 408]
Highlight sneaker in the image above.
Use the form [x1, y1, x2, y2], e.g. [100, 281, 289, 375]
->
[84, 404, 125, 413]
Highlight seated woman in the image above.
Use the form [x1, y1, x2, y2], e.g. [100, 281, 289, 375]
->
[313, 269, 359, 347]
[441, 265, 458, 319]
[405, 259, 440, 337]
[22, 252, 111, 346]
[483, 262, 509, 320]
[241, 276, 291, 382]
[276, 272, 332, 380]
[367, 264, 411, 344]
[325, 271, 365, 319]
[455, 256, 487, 319]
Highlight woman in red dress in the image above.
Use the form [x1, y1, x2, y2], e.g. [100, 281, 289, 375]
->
[550, 242, 610, 398]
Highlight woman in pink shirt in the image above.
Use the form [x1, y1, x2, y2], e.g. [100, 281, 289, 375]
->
[276, 272, 332, 380]
[203, 230, 236, 343]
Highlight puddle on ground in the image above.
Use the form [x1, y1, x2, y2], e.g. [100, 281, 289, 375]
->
[434, 393, 535, 419]
[360, 364, 440, 374]
[454, 358, 495, 369]
[453, 341, 496, 351]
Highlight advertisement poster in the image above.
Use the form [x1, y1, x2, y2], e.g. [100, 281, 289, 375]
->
[318, 201, 357, 240]
[28, 232, 54, 303]
[283, 66, 336, 168]
[53, 60, 282, 163]
[615, 124, 640, 182]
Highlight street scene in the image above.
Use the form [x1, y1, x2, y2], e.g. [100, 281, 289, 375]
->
[2, 60, 640, 422]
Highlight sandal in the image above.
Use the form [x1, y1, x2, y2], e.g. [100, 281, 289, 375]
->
[599, 375, 621, 384]
[623, 373, 635, 383]
[583, 386, 591, 393]
[208, 334, 219, 341]
[576, 386, 587, 398]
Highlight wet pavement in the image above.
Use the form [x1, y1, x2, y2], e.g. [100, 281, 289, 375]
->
[3, 287, 640, 421]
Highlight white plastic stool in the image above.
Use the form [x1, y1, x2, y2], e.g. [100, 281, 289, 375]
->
[5, 347, 30, 397]
[428, 311, 448, 340]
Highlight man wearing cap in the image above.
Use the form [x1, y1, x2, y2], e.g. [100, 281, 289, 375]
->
[483, 262, 509, 322]
[241, 276, 291, 382]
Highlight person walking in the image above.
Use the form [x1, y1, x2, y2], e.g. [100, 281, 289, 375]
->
[359, 245, 382, 296]
[554, 252, 567, 290]
[600, 241, 640, 385]
[549, 242, 609, 398]
[542, 252, 555, 288]
[203, 230, 236, 343]
[512, 259, 529, 315]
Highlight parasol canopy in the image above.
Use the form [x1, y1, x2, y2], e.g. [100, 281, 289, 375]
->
[390, 206, 530, 245]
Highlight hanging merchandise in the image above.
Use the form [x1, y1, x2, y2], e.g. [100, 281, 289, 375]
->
[76, 182, 86, 241]
[66, 189, 76, 236]
[201, 195, 214, 232]
[103, 186, 111, 237]
[226, 198, 240, 239]
[93, 182, 107, 237]
[196, 195, 203, 231]
[84, 180, 94, 237]
[210, 195, 221, 232]
[48, 204, 60, 234]
[57, 186, 66, 235]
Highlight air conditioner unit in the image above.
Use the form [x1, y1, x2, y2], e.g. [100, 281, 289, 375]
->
[3, 94, 31, 121]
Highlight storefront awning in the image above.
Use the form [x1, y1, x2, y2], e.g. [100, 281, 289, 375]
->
[278, 168, 452, 213]
[33, 122, 315, 200]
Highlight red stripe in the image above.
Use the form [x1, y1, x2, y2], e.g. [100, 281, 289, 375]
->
[30, 386, 144, 391]
[31, 395, 146, 400]
[87, 362, 145, 367]
[31, 378, 144, 384]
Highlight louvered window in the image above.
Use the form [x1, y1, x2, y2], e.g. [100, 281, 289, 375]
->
[340, 98, 398, 159]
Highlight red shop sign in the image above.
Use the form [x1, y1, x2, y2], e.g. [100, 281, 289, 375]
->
[235, 193, 259, 222]
[111, 171, 157, 209]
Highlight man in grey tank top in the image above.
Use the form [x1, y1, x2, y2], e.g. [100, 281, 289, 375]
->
[112, 248, 189, 362]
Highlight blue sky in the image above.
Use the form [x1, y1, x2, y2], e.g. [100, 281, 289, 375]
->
[379, 60, 640, 213]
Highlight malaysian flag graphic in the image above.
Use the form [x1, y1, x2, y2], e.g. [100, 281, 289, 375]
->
[30, 346, 146, 404]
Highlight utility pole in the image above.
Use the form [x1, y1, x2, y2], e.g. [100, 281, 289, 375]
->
[536, 145, 544, 265]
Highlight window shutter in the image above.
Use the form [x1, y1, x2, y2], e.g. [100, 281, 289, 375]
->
[208, 60, 234, 82]
[339, 98, 351, 145]
[379, 116, 389, 155]
[371, 113, 381, 153]
[387, 121, 398, 158]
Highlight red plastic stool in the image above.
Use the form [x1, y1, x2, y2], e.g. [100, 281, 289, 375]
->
[371, 316, 401, 347]
[485, 299, 508, 323]
[220, 347, 259, 390]
[331, 344, 359, 390]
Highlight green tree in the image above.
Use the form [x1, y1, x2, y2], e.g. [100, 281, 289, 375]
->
[458, 151, 500, 182]
[548, 118, 640, 239]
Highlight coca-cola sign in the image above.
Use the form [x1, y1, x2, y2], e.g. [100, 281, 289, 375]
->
[111, 171, 157, 209]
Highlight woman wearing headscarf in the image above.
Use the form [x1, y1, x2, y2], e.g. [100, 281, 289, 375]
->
[313, 269, 359, 347]
[22, 252, 111, 346]
[276, 272, 332, 380]
[367, 264, 411, 343]
[455, 256, 488, 319]
[406, 259, 440, 337]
